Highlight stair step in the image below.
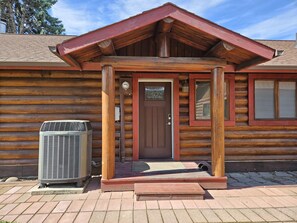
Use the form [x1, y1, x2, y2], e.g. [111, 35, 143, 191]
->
[134, 182, 205, 201]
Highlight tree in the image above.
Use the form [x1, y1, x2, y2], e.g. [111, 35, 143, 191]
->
[0, 0, 65, 34]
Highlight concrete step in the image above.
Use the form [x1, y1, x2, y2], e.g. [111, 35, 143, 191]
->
[134, 182, 205, 201]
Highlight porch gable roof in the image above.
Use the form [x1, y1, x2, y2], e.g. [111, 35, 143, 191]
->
[55, 2, 276, 71]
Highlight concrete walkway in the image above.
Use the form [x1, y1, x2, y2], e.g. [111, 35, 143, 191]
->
[0, 171, 297, 223]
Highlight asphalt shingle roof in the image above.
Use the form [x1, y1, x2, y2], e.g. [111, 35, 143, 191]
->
[0, 34, 296, 68]
[257, 40, 297, 67]
[0, 34, 74, 66]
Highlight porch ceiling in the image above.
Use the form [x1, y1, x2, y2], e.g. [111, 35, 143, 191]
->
[55, 3, 275, 71]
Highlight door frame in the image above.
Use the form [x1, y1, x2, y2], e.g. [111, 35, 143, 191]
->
[132, 73, 180, 161]
[139, 80, 172, 159]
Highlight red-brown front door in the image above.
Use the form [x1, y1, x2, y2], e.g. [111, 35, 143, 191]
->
[139, 82, 172, 159]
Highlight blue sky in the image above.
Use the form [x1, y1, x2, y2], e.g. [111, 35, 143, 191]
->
[51, 0, 297, 40]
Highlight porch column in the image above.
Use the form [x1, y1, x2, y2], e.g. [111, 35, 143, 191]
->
[211, 67, 225, 177]
[102, 65, 115, 180]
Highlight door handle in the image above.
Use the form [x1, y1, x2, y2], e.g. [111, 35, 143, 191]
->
[167, 114, 171, 126]
[168, 114, 171, 120]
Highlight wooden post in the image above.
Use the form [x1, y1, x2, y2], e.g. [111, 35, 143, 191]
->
[157, 33, 170, 58]
[156, 18, 174, 58]
[211, 67, 225, 177]
[102, 65, 115, 180]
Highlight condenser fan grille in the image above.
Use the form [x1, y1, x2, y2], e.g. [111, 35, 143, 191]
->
[42, 135, 80, 179]
[41, 122, 86, 132]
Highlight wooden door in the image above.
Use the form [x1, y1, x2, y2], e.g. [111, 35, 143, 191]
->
[139, 82, 172, 159]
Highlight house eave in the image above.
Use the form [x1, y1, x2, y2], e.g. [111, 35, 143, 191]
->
[0, 62, 78, 70]
[249, 65, 297, 71]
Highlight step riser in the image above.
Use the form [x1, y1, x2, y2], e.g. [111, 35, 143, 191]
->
[137, 194, 204, 201]
[135, 182, 205, 201]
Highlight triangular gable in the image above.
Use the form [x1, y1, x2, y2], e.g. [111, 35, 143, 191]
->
[56, 3, 275, 70]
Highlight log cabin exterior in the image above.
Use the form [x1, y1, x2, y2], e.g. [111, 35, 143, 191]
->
[1, 3, 297, 187]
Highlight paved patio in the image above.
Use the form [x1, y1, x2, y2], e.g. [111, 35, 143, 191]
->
[0, 171, 297, 223]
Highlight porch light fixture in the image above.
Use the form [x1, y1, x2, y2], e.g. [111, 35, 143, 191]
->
[122, 81, 130, 91]
[182, 80, 189, 93]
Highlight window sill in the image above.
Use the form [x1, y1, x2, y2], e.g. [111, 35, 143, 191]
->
[249, 119, 297, 126]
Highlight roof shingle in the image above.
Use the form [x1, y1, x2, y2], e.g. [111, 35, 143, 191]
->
[256, 40, 297, 67]
[0, 34, 74, 66]
[0, 34, 296, 68]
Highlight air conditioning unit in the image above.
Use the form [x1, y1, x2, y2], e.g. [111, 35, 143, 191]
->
[38, 120, 92, 187]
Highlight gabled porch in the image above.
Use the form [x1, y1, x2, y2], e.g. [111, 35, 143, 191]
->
[98, 60, 228, 190]
[53, 3, 275, 195]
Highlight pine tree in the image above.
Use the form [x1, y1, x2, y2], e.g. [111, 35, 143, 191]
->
[0, 0, 65, 34]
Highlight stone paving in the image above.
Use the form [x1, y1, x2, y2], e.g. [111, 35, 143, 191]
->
[0, 171, 297, 223]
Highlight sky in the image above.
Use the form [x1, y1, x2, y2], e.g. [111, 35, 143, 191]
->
[51, 0, 297, 40]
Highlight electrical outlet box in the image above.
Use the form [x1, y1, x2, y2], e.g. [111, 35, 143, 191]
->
[115, 106, 120, 121]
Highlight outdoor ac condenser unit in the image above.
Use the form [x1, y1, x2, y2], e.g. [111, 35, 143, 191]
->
[38, 120, 92, 187]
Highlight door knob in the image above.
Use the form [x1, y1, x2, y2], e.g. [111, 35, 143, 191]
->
[167, 121, 171, 126]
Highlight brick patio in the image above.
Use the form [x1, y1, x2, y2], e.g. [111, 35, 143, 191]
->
[0, 171, 297, 222]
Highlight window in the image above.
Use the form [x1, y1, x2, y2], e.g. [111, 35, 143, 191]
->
[194, 80, 230, 120]
[195, 81, 211, 120]
[255, 80, 275, 119]
[189, 74, 235, 126]
[279, 82, 296, 118]
[145, 86, 165, 100]
[249, 74, 297, 126]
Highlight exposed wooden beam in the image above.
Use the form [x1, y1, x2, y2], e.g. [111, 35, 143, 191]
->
[62, 54, 82, 70]
[155, 18, 174, 57]
[211, 67, 225, 177]
[236, 56, 268, 71]
[156, 33, 170, 58]
[170, 33, 209, 51]
[98, 56, 227, 71]
[49, 46, 82, 69]
[115, 32, 154, 49]
[98, 39, 116, 56]
[157, 17, 174, 33]
[101, 65, 115, 180]
[81, 62, 238, 73]
[204, 41, 235, 57]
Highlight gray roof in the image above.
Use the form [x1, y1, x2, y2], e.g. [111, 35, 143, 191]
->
[0, 34, 296, 69]
[0, 34, 74, 67]
[255, 40, 297, 69]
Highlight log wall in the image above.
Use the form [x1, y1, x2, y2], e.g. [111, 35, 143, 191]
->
[0, 70, 127, 176]
[1, 69, 297, 177]
[179, 73, 297, 164]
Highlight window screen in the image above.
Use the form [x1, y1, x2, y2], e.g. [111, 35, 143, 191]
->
[279, 82, 296, 118]
[255, 80, 275, 119]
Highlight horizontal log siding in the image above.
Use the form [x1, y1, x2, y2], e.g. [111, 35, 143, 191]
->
[2, 69, 297, 176]
[0, 70, 125, 176]
[179, 73, 297, 162]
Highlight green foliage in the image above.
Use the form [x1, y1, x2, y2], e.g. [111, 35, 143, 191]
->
[0, 0, 65, 34]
